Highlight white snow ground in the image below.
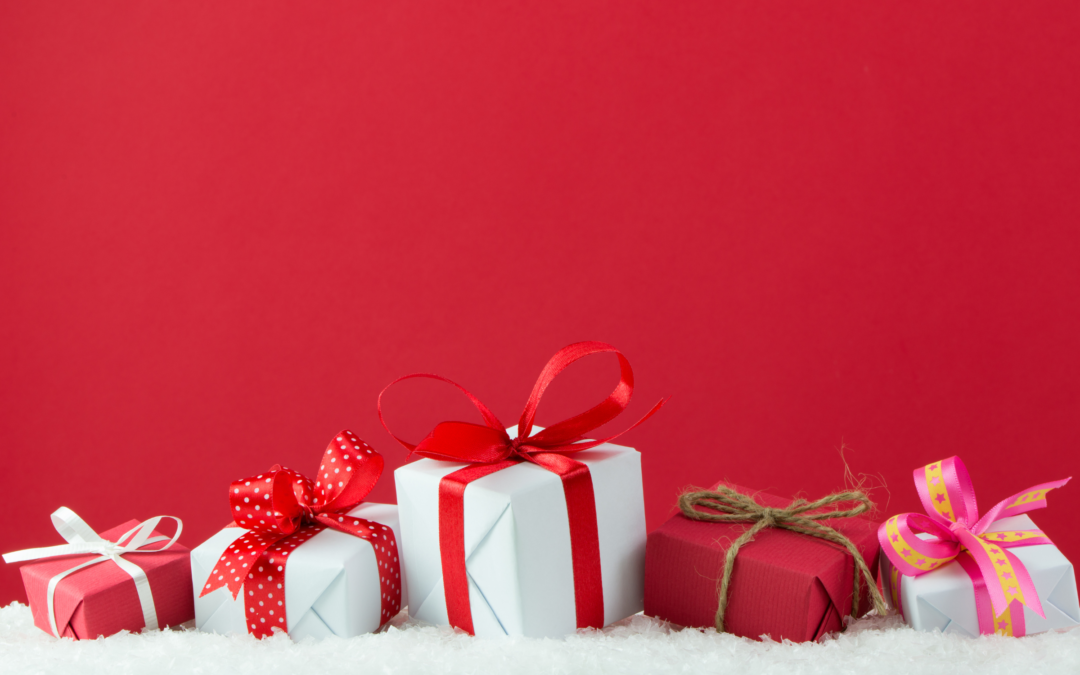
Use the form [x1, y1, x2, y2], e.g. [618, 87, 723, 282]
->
[2, 603, 1077, 675]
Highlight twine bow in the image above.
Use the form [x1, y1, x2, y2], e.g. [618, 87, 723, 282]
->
[678, 486, 887, 633]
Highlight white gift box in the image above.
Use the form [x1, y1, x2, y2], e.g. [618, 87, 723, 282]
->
[394, 427, 646, 637]
[191, 503, 404, 639]
[885, 514, 1079, 637]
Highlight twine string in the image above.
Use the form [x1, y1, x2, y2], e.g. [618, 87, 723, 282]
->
[677, 486, 887, 633]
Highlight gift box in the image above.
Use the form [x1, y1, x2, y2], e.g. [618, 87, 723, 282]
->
[879, 456, 1076, 637]
[192, 502, 404, 639]
[381, 341, 664, 637]
[192, 430, 404, 639]
[395, 428, 646, 637]
[644, 483, 882, 642]
[882, 513, 1079, 636]
[4, 508, 193, 639]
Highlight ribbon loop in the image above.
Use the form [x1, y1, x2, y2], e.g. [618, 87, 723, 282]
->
[49, 507, 104, 545]
[879, 456, 1071, 633]
[516, 342, 634, 446]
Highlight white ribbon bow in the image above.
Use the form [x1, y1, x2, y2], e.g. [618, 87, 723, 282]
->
[3, 507, 183, 638]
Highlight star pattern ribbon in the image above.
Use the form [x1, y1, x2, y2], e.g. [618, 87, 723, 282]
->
[200, 431, 401, 638]
[379, 341, 665, 635]
[879, 456, 1069, 635]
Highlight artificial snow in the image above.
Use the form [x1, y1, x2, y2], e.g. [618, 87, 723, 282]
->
[1, 603, 1077, 675]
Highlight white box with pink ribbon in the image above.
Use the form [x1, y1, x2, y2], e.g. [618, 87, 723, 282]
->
[883, 513, 1078, 637]
[879, 456, 1078, 638]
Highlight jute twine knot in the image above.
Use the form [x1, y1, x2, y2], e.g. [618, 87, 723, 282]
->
[678, 485, 887, 633]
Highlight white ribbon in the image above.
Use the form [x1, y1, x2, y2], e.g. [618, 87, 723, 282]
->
[3, 507, 183, 638]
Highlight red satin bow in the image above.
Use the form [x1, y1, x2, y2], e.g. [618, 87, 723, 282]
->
[378, 341, 667, 465]
[379, 341, 665, 635]
[201, 431, 401, 637]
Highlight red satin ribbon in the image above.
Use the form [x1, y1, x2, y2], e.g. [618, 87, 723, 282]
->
[200, 431, 402, 638]
[380, 341, 665, 635]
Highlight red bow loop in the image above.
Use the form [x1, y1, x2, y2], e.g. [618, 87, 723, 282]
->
[378, 341, 667, 464]
[314, 430, 384, 513]
[516, 341, 635, 448]
[229, 466, 308, 536]
[414, 422, 514, 463]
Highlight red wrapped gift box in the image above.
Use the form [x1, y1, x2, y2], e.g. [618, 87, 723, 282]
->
[16, 519, 194, 639]
[644, 483, 882, 641]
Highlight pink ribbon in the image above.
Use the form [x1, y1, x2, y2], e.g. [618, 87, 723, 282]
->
[879, 456, 1069, 635]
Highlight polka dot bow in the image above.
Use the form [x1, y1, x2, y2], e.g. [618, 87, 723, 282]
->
[201, 431, 401, 637]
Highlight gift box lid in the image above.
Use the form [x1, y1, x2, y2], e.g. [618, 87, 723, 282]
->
[645, 482, 881, 641]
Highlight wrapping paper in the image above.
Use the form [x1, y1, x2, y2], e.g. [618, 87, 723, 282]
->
[882, 513, 1079, 636]
[191, 502, 402, 640]
[16, 520, 193, 639]
[644, 483, 881, 641]
[395, 436, 646, 637]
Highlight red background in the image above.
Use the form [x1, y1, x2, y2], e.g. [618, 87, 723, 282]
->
[2, 3, 1078, 607]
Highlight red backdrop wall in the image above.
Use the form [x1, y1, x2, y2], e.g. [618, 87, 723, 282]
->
[2, 2, 1078, 607]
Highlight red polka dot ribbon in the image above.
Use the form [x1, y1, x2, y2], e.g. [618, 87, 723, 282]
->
[200, 431, 401, 638]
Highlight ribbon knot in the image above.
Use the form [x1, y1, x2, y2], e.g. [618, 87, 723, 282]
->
[949, 520, 969, 535]
[507, 436, 528, 457]
[757, 507, 780, 527]
[679, 485, 886, 633]
[96, 542, 124, 558]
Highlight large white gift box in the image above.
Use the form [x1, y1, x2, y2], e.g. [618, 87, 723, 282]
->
[395, 428, 646, 638]
[884, 514, 1079, 637]
[191, 503, 404, 639]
